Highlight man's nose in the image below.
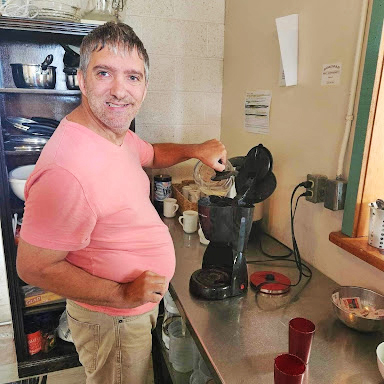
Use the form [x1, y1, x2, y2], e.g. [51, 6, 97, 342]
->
[110, 76, 126, 100]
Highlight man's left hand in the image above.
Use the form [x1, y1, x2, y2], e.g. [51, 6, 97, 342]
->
[196, 139, 227, 172]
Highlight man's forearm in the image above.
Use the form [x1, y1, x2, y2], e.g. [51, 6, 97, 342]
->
[21, 258, 127, 308]
[151, 143, 198, 168]
[17, 239, 167, 309]
[150, 140, 227, 170]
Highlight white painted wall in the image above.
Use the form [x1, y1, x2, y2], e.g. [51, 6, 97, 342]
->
[221, 0, 384, 293]
[119, 0, 225, 181]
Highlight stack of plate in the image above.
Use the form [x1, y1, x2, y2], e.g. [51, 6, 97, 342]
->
[30, 0, 81, 22]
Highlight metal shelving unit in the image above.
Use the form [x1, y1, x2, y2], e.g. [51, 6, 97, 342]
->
[0, 16, 97, 36]
[23, 301, 67, 317]
[0, 16, 97, 378]
[0, 88, 81, 95]
[0, 16, 138, 379]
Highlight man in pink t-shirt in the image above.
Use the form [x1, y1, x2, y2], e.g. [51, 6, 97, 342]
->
[17, 22, 227, 384]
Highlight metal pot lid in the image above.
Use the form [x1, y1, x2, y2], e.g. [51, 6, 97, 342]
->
[6, 121, 55, 136]
[6, 116, 59, 128]
[19, 126, 55, 136]
[5, 135, 49, 145]
[10, 63, 57, 69]
[30, 117, 60, 128]
[6, 117, 36, 126]
[4, 143, 44, 153]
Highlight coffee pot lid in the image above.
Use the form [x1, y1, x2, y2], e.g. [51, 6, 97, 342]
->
[230, 144, 277, 206]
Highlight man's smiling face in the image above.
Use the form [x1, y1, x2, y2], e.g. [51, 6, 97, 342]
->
[78, 45, 147, 136]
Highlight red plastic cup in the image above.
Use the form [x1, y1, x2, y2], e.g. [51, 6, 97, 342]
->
[289, 317, 315, 364]
[274, 353, 306, 384]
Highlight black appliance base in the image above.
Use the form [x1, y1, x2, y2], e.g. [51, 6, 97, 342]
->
[189, 268, 247, 300]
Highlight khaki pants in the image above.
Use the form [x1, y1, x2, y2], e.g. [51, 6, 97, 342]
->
[66, 300, 158, 384]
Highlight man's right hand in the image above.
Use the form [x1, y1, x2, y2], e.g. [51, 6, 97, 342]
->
[122, 270, 168, 308]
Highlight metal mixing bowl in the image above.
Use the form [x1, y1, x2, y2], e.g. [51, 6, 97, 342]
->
[332, 286, 384, 332]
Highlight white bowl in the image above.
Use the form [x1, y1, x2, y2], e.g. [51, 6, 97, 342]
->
[9, 164, 35, 201]
[377, 342, 384, 379]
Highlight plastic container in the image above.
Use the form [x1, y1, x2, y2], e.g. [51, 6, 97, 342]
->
[153, 174, 172, 215]
[190, 357, 213, 383]
[25, 321, 42, 355]
[82, 0, 119, 21]
[368, 202, 384, 250]
[168, 319, 194, 373]
[162, 291, 180, 349]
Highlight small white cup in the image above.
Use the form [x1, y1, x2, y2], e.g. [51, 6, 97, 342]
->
[178, 210, 198, 233]
[188, 189, 200, 203]
[377, 342, 384, 379]
[182, 185, 192, 199]
[163, 198, 179, 218]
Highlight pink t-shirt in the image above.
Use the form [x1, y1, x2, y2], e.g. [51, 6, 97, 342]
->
[21, 118, 175, 316]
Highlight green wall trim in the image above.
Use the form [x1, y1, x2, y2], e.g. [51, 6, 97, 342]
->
[342, 1, 384, 236]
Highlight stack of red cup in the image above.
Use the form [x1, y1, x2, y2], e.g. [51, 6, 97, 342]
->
[274, 317, 315, 384]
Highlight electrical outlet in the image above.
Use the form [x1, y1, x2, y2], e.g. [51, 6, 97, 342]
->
[324, 178, 347, 210]
[306, 174, 328, 203]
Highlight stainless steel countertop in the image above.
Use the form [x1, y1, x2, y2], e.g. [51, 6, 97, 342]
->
[163, 217, 384, 384]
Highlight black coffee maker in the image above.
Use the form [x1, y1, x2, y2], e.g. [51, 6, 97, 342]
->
[189, 144, 277, 300]
[190, 197, 254, 300]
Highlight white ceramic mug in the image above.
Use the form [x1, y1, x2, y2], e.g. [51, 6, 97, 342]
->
[188, 189, 200, 203]
[182, 185, 192, 199]
[163, 198, 179, 218]
[178, 210, 198, 233]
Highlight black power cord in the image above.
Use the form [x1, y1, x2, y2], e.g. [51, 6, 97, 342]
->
[247, 181, 313, 291]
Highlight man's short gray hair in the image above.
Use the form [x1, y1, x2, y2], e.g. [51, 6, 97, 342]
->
[79, 21, 149, 83]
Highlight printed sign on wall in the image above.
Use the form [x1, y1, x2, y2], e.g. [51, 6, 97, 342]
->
[321, 63, 342, 86]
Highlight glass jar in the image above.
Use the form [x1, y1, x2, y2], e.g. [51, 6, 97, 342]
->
[82, 0, 123, 21]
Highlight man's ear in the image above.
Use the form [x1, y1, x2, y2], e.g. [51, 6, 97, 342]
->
[77, 69, 87, 97]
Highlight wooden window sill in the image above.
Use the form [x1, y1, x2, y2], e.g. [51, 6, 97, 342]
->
[329, 231, 384, 272]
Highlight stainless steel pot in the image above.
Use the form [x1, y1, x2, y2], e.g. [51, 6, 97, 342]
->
[11, 54, 56, 89]
[63, 67, 79, 90]
[65, 73, 79, 90]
